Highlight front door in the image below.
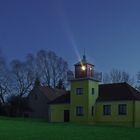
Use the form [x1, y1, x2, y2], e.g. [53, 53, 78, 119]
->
[64, 110, 69, 122]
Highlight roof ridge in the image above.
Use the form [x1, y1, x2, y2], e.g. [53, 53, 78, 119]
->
[99, 82, 126, 86]
[49, 92, 70, 104]
[125, 83, 140, 99]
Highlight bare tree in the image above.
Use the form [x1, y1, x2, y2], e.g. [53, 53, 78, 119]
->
[110, 69, 122, 83]
[137, 71, 140, 83]
[103, 69, 134, 85]
[102, 73, 110, 84]
[10, 59, 35, 97]
[10, 58, 36, 116]
[48, 51, 68, 87]
[121, 71, 133, 84]
[136, 71, 140, 91]
[0, 53, 11, 104]
[36, 50, 68, 88]
[47, 51, 58, 87]
[26, 53, 37, 81]
[36, 50, 51, 86]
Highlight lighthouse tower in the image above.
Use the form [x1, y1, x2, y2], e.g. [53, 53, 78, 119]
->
[70, 55, 99, 123]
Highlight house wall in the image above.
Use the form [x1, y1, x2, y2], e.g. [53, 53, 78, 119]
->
[49, 104, 70, 122]
[28, 83, 140, 127]
[28, 88, 49, 119]
[70, 79, 98, 123]
[95, 101, 134, 127]
[88, 80, 99, 123]
[134, 101, 140, 127]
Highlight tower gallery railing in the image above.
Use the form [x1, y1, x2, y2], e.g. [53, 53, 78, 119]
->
[67, 71, 102, 82]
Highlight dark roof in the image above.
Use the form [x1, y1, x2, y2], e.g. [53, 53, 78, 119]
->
[75, 55, 94, 66]
[49, 82, 140, 104]
[97, 82, 140, 101]
[29, 86, 66, 102]
[49, 91, 70, 104]
[39, 86, 66, 101]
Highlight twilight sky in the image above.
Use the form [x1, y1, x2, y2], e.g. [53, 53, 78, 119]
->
[0, 0, 140, 75]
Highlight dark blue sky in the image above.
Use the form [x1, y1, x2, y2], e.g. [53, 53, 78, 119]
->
[0, 0, 140, 75]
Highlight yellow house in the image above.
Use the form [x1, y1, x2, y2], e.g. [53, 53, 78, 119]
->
[49, 56, 140, 127]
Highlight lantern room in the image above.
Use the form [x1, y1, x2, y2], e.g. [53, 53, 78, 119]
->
[74, 55, 94, 79]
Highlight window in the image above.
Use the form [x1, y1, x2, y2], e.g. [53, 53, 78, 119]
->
[92, 88, 94, 94]
[103, 105, 111, 115]
[91, 106, 94, 116]
[76, 106, 83, 116]
[118, 104, 127, 115]
[76, 88, 83, 95]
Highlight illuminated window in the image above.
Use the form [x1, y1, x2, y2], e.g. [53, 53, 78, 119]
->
[81, 65, 86, 71]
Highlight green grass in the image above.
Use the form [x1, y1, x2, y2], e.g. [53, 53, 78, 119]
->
[0, 117, 140, 140]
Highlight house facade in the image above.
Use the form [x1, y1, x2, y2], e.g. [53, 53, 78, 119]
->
[49, 56, 140, 127]
[28, 85, 67, 120]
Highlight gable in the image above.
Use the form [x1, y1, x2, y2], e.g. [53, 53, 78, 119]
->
[28, 86, 67, 103]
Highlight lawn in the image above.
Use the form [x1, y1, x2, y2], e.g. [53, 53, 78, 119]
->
[0, 117, 140, 140]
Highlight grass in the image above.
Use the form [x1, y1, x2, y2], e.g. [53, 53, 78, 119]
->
[0, 117, 140, 140]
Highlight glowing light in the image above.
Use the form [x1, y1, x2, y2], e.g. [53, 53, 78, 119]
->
[81, 65, 86, 71]
[57, 10, 82, 63]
